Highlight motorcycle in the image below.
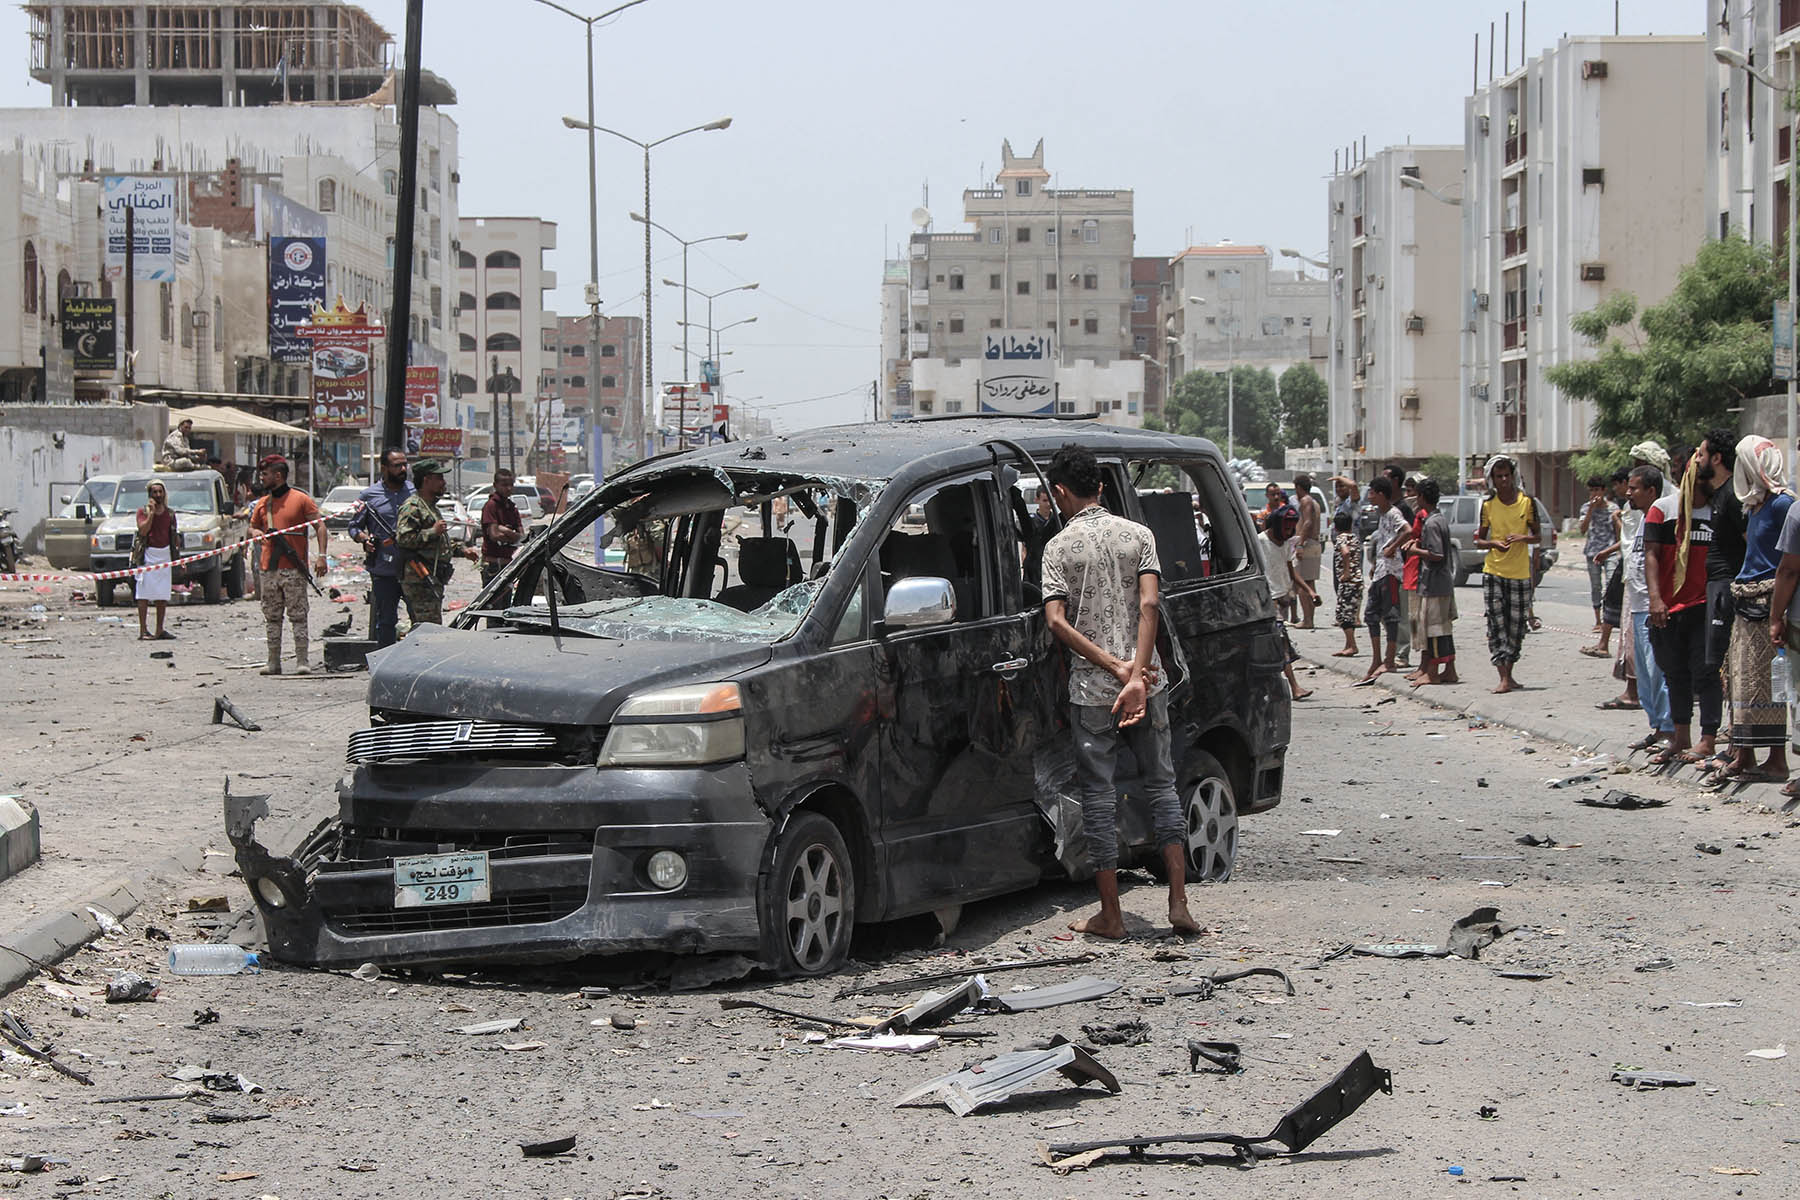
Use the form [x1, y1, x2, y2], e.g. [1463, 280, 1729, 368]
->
[0, 508, 19, 575]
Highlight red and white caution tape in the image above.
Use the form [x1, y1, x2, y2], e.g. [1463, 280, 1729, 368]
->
[0, 515, 333, 585]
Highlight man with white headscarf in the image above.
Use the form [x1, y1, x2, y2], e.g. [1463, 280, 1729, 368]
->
[1715, 435, 1793, 784]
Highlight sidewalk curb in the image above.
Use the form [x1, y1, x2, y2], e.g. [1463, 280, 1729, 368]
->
[0, 844, 206, 997]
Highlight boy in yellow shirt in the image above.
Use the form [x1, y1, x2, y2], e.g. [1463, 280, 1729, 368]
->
[1475, 455, 1540, 694]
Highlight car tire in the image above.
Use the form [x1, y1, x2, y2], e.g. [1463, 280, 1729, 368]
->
[759, 812, 855, 977]
[203, 557, 224, 604]
[1182, 750, 1238, 883]
[96, 579, 116, 607]
[225, 553, 245, 600]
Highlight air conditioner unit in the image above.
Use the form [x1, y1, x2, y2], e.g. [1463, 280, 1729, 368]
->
[1333, 200, 1345, 213]
[1471, 382, 1490, 401]
[1206, 269, 1217, 278]
[1405, 314, 1425, 333]
[1362, 352, 1375, 367]
[1400, 388, 1421, 410]
[1335, 338, 1345, 353]
[1476, 292, 1491, 310]
[1478, 114, 1491, 135]
[1582, 167, 1606, 190]
[1376, 275, 1386, 290]
[1582, 59, 1609, 80]
[1400, 165, 1421, 179]
[1580, 263, 1607, 281]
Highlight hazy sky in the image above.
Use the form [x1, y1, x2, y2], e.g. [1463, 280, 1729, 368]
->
[0, 0, 1702, 431]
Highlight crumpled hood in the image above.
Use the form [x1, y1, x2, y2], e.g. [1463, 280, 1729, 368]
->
[366, 623, 773, 725]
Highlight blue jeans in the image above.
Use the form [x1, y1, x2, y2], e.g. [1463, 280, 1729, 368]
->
[1071, 691, 1184, 872]
[369, 573, 413, 648]
[1632, 610, 1671, 734]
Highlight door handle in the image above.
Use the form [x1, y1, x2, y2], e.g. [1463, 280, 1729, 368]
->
[990, 657, 1030, 674]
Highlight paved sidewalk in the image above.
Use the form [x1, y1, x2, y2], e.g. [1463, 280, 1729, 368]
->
[1291, 570, 1797, 809]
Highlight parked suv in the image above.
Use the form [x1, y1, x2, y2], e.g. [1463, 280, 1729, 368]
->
[228, 418, 1290, 975]
[91, 471, 249, 606]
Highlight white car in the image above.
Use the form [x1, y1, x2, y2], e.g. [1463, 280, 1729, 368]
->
[436, 498, 478, 546]
[321, 485, 364, 532]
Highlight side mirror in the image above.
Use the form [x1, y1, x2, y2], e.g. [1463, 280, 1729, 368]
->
[59, 494, 73, 505]
[883, 576, 956, 630]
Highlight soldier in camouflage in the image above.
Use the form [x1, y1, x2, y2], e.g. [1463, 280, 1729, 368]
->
[395, 459, 477, 629]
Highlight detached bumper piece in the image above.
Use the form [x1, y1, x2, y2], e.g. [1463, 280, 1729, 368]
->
[897, 1035, 1121, 1117]
[1042, 1051, 1392, 1169]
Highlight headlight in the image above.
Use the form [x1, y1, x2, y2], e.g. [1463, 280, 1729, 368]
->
[254, 877, 289, 908]
[598, 683, 745, 767]
[182, 530, 217, 550]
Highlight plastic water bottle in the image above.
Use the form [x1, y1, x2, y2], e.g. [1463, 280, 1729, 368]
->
[167, 944, 260, 975]
[1773, 650, 1791, 706]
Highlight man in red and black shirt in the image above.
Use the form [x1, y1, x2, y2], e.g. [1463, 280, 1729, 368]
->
[1644, 446, 1720, 763]
[480, 468, 524, 587]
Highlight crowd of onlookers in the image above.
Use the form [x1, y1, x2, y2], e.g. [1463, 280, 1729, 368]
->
[1256, 434, 1800, 798]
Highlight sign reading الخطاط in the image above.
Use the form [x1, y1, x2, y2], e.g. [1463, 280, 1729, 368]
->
[979, 330, 1056, 414]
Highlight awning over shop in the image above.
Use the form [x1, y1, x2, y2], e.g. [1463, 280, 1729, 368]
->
[175, 404, 306, 437]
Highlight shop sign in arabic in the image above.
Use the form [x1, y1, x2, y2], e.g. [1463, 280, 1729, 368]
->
[980, 330, 1055, 414]
[268, 238, 327, 364]
[102, 176, 177, 282]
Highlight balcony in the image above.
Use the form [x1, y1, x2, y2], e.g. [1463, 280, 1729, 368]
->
[1503, 226, 1528, 258]
[910, 289, 930, 306]
[1503, 131, 1526, 166]
[908, 333, 929, 354]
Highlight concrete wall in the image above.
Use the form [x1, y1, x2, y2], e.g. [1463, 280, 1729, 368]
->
[0, 403, 164, 552]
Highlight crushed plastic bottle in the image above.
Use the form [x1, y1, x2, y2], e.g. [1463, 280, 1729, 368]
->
[167, 944, 260, 975]
[1774, 650, 1791, 706]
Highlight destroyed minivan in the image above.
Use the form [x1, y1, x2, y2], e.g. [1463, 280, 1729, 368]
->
[229, 417, 1290, 975]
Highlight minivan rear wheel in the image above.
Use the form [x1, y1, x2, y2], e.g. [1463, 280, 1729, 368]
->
[760, 812, 855, 977]
[1183, 751, 1238, 882]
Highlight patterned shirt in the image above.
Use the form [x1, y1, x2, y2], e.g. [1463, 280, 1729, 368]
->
[396, 493, 454, 572]
[1582, 499, 1620, 560]
[1040, 504, 1165, 706]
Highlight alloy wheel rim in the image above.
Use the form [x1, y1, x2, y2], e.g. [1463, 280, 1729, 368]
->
[1186, 778, 1237, 882]
[784, 843, 845, 970]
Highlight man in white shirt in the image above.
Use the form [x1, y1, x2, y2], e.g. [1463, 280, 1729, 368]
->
[1359, 475, 1407, 684]
[1624, 465, 1672, 752]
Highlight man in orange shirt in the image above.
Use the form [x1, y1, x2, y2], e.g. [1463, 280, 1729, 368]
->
[249, 455, 328, 675]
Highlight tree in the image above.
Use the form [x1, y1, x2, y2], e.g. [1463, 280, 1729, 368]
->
[1163, 365, 1283, 466]
[1278, 361, 1328, 449]
[1545, 234, 1782, 444]
[1419, 453, 1461, 489]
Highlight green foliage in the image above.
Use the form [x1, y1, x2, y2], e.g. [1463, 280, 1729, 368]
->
[1164, 365, 1283, 466]
[1568, 440, 1632, 483]
[1419, 453, 1461, 490]
[1546, 234, 1782, 444]
[1140, 414, 1168, 434]
[1277, 362, 1328, 449]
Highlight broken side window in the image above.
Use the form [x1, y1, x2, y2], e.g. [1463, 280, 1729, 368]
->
[1129, 457, 1254, 582]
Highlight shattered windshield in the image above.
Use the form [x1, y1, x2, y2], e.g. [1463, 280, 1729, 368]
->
[486, 463, 880, 644]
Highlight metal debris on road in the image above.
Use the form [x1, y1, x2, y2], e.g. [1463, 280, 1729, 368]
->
[874, 976, 987, 1031]
[1493, 969, 1555, 981]
[1042, 1051, 1393, 1170]
[520, 1135, 576, 1158]
[1446, 907, 1516, 960]
[1635, 958, 1676, 973]
[895, 1035, 1121, 1116]
[455, 1018, 526, 1036]
[1578, 790, 1666, 811]
[1187, 1040, 1242, 1074]
[0, 1019, 91, 1086]
[1610, 1068, 1696, 1089]
[991, 976, 1122, 1013]
[1352, 943, 1450, 959]
[1695, 842, 1723, 855]
[1744, 1043, 1788, 1060]
[834, 953, 1098, 1000]
[826, 1033, 941, 1053]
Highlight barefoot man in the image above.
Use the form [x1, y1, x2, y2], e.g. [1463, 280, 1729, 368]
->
[1040, 444, 1199, 939]
[1475, 454, 1539, 693]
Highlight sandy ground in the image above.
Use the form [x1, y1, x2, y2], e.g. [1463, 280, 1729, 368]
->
[0, 559, 1794, 1196]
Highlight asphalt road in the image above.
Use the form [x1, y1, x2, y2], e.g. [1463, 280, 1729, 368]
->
[0, 563, 1794, 1198]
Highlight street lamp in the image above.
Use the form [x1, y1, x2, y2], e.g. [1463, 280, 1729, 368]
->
[1279, 247, 1330, 270]
[529, 0, 650, 476]
[664, 279, 758, 364]
[1189, 295, 1236, 459]
[1717, 43, 1797, 476]
[562, 114, 733, 454]
[712, 315, 757, 361]
[1399, 174, 1463, 206]
[630, 213, 746, 378]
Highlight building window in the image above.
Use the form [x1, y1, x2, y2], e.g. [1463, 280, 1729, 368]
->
[1134, 334, 1147, 351]
[454, 372, 478, 396]
[20, 241, 36, 314]
[1082, 272, 1099, 290]
[1045, 273, 1058, 291]
[486, 291, 521, 310]
[989, 273, 1002, 290]
[543, 337, 557, 353]
[159, 283, 172, 341]
[568, 344, 586, 357]
[459, 333, 477, 351]
[429, 217, 441, 258]
[1083, 313, 1099, 334]
[1261, 316, 1283, 336]
[989, 318, 1003, 328]
[949, 315, 964, 333]
[1081, 219, 1099, 243]
[1046, 228, 1058, 246]
[601, 344, 617, 357]
[383, 169, 398, 195]
[1015, 179, 1031, 196]
[484, 250, 522, 269]
[568, 375, 585, 389]
[1016, 226, 1031, 243]
[318, 179, 337, 212]
[430, 285, 442, 328]
[988, 227, 1003, 244]
[486, 332, 521, 351]
[945, 399, 964, 413]
[600, 375, 616, 389]
[949, 269, 964, 291]
[1132, 293, 1149, 313]
[457, 291, 476, 312]
[457, 249, 476, 269]
[180, 302, 193, 348]
[1012, 279, 1028, 295]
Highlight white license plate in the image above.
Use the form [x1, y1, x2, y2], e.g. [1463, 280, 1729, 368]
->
[393, 851, 491, 908]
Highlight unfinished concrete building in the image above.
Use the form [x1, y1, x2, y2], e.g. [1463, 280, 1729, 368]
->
[26, 1, 455, 107]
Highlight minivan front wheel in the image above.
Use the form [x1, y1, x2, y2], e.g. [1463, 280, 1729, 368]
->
[1183, 751, 1238, 882]
[761, 812, 855, 976]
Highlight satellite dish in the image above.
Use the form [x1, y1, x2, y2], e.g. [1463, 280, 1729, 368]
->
[910, 206, 932, 229]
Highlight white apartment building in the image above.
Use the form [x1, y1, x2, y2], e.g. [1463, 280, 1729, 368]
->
[893, 139, 1145, 424]
[454, 217, 558, 472]
[1325, 145, 1463, 475]
[1163, 244, 1328, 389]
[1707, 0, 1800, 247]
[1465, 34, 1707, 513]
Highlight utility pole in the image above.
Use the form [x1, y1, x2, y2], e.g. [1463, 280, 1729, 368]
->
[381, 0, 425, 455]
[488, 353, 500, 474]
[122, 204, 135, 405]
